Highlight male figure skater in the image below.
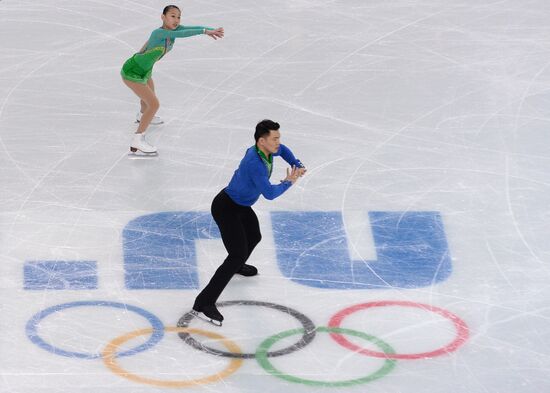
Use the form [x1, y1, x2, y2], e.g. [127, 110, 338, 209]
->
[192, 119, 306, 325]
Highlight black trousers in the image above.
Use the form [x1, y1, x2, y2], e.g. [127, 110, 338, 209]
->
[194, 189, 262, 306]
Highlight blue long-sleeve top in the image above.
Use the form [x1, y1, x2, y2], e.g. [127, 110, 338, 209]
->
[225, 144, 303, 206]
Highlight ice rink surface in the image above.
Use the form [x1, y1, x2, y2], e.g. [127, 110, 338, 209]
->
[1, 0, 550, 392]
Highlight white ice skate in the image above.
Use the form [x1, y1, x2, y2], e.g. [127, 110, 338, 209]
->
[136, 112, 164, 125]
[129, 133, 158, 157]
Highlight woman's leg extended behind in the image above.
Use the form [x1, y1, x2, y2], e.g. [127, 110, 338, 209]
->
[122, 78, 159, 133]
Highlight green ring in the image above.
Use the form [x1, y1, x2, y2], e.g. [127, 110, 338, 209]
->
[255, 326, 397, 387]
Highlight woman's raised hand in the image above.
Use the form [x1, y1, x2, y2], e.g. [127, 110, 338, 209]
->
[206, 27, 224, 39]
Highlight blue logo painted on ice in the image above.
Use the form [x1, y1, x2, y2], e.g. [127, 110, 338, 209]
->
[24, 211, 452, 290]
[271, 211, 451, 289]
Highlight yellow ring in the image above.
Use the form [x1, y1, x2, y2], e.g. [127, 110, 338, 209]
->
[102, 327, 243, 388]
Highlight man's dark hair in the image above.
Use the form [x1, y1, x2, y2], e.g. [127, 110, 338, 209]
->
[163, 5, 180, 14]
[254, 119, 280, 142]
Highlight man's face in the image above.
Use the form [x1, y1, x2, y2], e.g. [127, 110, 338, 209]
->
[259, 130, 280, 154]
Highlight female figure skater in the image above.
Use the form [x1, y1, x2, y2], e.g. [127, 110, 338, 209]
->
[121, 5, 224, 155]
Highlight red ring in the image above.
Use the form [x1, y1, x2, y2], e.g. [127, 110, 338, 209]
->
[328, 300, 469, 360]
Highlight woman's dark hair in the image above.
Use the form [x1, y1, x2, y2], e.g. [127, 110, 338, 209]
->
[163, 5, 180, 14]
[254, 119, 280, 142]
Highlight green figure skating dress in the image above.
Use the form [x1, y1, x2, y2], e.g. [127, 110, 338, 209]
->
[121, 25, 212, 84]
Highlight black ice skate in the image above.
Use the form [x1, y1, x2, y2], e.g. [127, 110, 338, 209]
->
[236, 264, 258, 277]
[191, 304, 224, 327]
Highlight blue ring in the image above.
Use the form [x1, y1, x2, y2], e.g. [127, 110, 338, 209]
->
[26, 301, 164, 359]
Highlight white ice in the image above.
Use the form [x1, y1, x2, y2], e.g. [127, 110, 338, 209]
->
[1, 0, 550, 392]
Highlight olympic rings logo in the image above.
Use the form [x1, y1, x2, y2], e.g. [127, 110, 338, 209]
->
[26, 299, 469, 388]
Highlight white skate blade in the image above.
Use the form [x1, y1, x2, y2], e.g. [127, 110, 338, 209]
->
[135, 118, 164, 125]
[128, 151, 158, 159]
[190, 310, 222, 327]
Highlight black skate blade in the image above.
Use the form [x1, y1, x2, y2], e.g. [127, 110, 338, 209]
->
[190, 310, 223, 327]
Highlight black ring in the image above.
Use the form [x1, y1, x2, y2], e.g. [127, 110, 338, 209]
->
[177, 300, 316, 359]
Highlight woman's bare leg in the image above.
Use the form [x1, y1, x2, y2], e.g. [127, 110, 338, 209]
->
[140, 78, 156, 114]
[122, 78, 159, 134]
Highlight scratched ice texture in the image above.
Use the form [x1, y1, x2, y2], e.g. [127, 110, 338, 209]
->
[1, 0, 550, 392]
